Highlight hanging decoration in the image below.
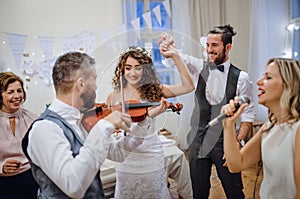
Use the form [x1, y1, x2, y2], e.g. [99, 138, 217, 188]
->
[162, 0, 171, 17]
[142, 11, 152, 29]
[37, 36, 54, 60]
[153, 5, 162, 27]
[2, 0, 170, 86]
[6, 33, 27, 68]
[131, 17, 141, 40]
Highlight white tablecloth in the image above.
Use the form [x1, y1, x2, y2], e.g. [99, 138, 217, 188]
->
[100, 135, 193, 198]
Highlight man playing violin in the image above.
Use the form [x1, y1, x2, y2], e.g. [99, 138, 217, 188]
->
[106, 45, 195, 199]
[22, 52, 167, 199]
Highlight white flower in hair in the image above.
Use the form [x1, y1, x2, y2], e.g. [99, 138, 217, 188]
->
[122, 46, 152, 58]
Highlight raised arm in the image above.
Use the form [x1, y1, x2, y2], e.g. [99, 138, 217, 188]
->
[159, 41, 195, 98]
[222, 98, 262, 172]
[158, 32, 204, 74]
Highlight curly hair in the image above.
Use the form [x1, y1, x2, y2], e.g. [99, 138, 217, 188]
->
[112, 46, 163, 102]
[264, 58, 300, 131]
[0, 72, 26, 109]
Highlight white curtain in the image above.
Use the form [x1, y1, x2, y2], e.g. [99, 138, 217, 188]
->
[248, 0, 290, 123]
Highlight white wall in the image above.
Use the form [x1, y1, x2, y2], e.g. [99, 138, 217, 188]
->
[0, 0, 123, 114]
[0, 0, 122, 36]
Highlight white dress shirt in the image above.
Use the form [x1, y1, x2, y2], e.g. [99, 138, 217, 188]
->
[27, 98, 144, 198]
[163, 53, 254, 123]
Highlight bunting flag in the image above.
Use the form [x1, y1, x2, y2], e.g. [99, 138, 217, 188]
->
[21, 60, 35, 75]
[62, 32, 96, 55]
[62, 36, 77, 53]
[131, 17, 141, 40]
[75, 32, 96, 55]
[162, 0, 171, 17]
[6, 33, 27, 67]
[142, 11, 152, 29]
[38, 57, 56, 86]
[37, 36, 54, 60]
[153, 5, 162, 26]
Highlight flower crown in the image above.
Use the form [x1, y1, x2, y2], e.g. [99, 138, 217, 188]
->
[121, 46, 152, 59]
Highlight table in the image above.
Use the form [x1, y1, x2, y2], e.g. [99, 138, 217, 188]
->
[100, 135, 193, 198]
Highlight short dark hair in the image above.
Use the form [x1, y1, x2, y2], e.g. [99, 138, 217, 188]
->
[0, 72, 26, 109]
[208, 24, 237, 46]
[52, 52, 95, 94]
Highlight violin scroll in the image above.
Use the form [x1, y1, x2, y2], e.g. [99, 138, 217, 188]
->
[168, 102, 183, 115]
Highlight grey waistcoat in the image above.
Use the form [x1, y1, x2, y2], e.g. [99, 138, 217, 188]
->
[22, 108, 104, 199]
[187, 64, 241, 159]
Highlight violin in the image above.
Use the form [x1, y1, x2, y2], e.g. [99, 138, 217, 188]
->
[81, 100, 183, 132]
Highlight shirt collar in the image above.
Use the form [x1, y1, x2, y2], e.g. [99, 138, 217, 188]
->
[49, 98, 81, 121]
[0, 108, 22, 118]
[220, 59, 230, 72]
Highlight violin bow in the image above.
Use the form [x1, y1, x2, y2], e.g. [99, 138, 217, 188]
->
[120, 75, 129, 136]
[120, 75, 125, 113]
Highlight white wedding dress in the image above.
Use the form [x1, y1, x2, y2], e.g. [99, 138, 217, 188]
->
[113, 117, 170, 199]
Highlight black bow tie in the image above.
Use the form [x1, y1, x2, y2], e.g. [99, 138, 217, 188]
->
[217, 65, 224, 72]
[209, 65, 224, 72]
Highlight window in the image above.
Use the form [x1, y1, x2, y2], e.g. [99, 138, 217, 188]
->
[125, 0, 175, 86]
[290, 0, 300, 59]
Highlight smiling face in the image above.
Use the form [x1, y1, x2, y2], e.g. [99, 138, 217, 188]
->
[124, 56, 143, 88]
[256, 62, 284, 109]
[206, 33, 230, 65]
[1, 81, 24, 113]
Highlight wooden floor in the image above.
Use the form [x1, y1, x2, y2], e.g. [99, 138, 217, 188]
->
[169, 163, 263, 199]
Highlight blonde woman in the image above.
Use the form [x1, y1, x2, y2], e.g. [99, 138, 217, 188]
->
[223, 58, 300, 199]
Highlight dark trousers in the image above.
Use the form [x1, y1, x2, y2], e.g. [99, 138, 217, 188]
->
[189, 139, 244, 199]
[0, 169, 39, 199]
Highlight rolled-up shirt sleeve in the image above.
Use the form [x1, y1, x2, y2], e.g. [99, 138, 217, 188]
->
[162, 50, 204, 87]
[237, 71, 255, 123]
